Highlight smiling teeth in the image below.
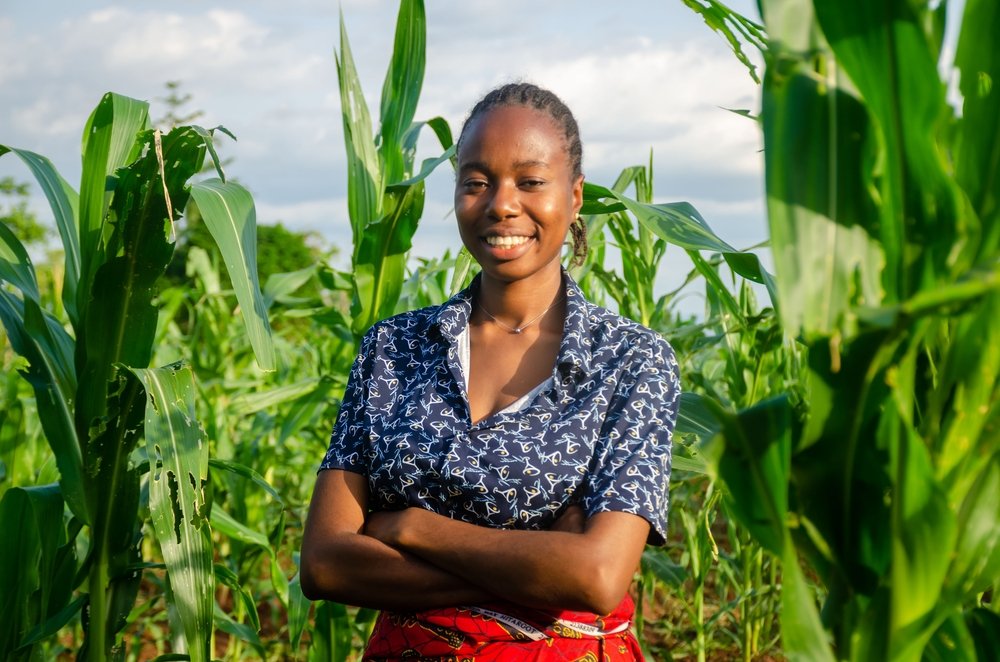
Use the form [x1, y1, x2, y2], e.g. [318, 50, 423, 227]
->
[486, 236, 531, 248]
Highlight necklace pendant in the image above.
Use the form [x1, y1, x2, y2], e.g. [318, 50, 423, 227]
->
[513, 328, 522, 334]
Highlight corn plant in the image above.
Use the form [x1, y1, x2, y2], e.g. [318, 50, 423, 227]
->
[336, 0, 455, 341]
[693, 0, 1000, 659]
[0, 92, 273, 661]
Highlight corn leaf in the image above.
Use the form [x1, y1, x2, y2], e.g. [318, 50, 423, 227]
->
[937, 293, 1000, 493]
[0, 221, 40, 303]
[76, 127, 203, 436]
[287, 570, 313, 650]
[946, 453, 1000, 600]
[0, 147, 80, 321]
[336, 9, 381, 251]
[699, 395, 791, 557]
[189, 178, 275, 371]
[77, 93, 149, 318]
[0, 291, 86, 522]
[0, 484, 68, 660]
[759, 0, 884, 340]
[210, 506, 270, 551]
[779, 542, 835, 662]
[955, 0, 1000, 262]
[966, 609, 1000, 661]
[207, 458, 284, 506]
[813, 0, 965, 298]
[378, 0, 425, 184]
[883, 344, 956, 659]
[128, 363, 213, 662]
[351, 177, 425, 336]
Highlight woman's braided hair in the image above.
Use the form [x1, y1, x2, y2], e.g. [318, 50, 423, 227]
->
[456, 82, 589, 267]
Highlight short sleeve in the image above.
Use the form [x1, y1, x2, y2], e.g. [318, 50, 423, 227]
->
[581, 337, 681, 545]
[318, 325, 379, 474]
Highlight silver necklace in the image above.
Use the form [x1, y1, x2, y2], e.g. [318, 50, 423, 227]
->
[478, 295, 564, 334]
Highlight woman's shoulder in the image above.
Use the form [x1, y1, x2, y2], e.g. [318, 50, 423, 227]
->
[581, 300, 677, 369]
[359, 299, 459, 352]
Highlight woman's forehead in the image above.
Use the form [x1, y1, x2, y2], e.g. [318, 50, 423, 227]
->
[458, 105, 568, 162]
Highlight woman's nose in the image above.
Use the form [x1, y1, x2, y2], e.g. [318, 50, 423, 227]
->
[487, 181, 520, 219]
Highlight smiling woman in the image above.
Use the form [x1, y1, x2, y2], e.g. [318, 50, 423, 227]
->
[300, 82, 682, 661]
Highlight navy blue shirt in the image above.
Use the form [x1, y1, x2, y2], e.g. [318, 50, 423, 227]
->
[320, 272, 681, 544]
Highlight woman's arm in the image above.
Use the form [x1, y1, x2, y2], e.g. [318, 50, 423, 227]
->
[366, 506, 650, 615]
[300, 469, 492, 610]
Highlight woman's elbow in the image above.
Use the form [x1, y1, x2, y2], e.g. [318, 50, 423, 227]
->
[299, 541, 350, 602]
[563, 558, 632, 615]
[579, 575, 629, 616]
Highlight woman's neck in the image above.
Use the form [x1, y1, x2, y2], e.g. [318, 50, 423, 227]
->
[475, 265, 565, 330]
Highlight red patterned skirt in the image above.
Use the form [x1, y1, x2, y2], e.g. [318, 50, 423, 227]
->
[362, 594, 644, 661]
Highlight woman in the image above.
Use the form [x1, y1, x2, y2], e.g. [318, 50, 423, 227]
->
[301, 83, 681, 661]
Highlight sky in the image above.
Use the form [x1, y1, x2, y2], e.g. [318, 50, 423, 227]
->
[0, 0, 766, 316]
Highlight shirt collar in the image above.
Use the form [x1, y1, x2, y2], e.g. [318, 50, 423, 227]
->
[431, 269, 594, 384]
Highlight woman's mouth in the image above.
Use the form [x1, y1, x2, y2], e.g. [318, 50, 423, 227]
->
[481, 234, 535, 259]
[485, 235, 532, 249]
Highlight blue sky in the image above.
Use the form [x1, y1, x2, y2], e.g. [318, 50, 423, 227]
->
[1, 0, 766, 314]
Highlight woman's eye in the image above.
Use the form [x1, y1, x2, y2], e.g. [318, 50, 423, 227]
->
[521, 179, 545, 189]
[462, 180, 487, 191]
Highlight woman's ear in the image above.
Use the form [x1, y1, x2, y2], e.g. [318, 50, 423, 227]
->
[572, 174, 585, 215]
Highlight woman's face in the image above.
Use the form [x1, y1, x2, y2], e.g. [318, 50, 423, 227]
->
[454, 105, 583, 286]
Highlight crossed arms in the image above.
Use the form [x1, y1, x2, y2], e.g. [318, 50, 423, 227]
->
[300, 469, 650, 615]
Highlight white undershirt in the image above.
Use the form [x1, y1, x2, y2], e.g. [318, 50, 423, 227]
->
[457, 325, 554, 415]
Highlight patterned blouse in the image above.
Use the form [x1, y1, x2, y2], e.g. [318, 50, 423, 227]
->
[320, 271, 681, 544]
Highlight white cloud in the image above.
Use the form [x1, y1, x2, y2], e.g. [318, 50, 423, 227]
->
[2, 0, 769, 295]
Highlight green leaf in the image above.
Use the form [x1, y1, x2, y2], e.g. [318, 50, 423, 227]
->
[210, 505, 271, 551]
[212, 603, 264, 657]
[0, 221, 40, 302]
[955, 0, 1000, 262]
[228, 378, 322, 416]
[779, 543, 835, 662]
[675, 391, 722, 442]
[680, 0, 766, 84]
[0, 291, 86, 522]
[812, 0, 965, 299]
[640, 548, 688, 587]
[0, 147, 80, 321]
[923, 610, 978, 662]
[15, 595, 85, 651]
[351, 181, 425, 336]
[0, 485, 69, 659]
[759, 0, 884, 340]
[77, 93, 149, 319]
[213, 563, 260, 632]
[699, 395, 791, 556]
[76, 126, 203, 438]
[377, 0, 426, 185]
[207, 458, 284, 506]
[946, 453, 1000, 601]
[128, 363, 213, 662]
[336, 9, 382, 251]
[966, 608, 1000, 661]
[287, 569, 313, 651]
[188, 178, 275, 371]
[884, 367, 956, 659]
[263, 264, 318, 309]
[585, 182, 738, 254]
